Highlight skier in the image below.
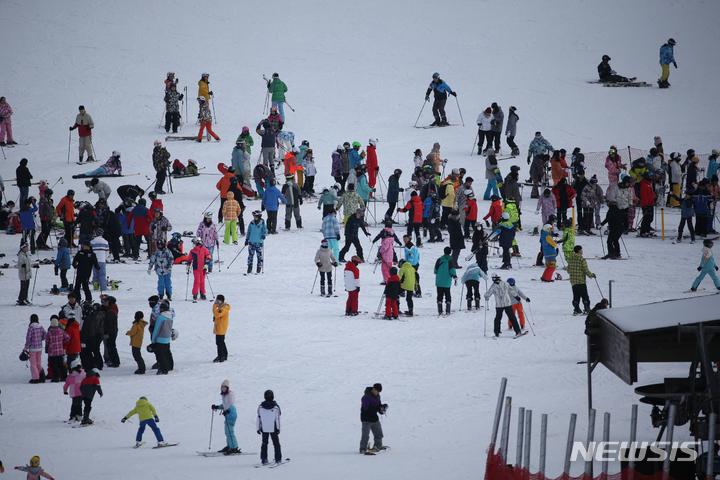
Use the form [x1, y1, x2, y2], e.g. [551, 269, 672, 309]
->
[13, 456, 54, 480]
[148, 239, 174, 300]
[70, 105, 95, 163]
[197, 97, 219, 142]
[597, 55, 636, 83]
[658, 38, 677, 88]
[122, 396, 168, 447]
[72, 241, 100, 303]
[691, 236, 720, 291]
[237, 126, 254, 153]
[63, 358, 86, 421]
[424, 190, 442, 242]
[315, 239, 338, 297]
[344, 256, 362, 316]
[398, 191, 423, 246]
[302, 148, 316, 196]
[221, 191, 241, 245]
[490, 102, 504, 153]
[256, 120, 278, 174]
[339, 209, 370, 262]
[257, 389, 282, 465]
[366, 139, 379, 190]
[434, 246, 457, 315]
[189, 237, 210, 301]
[253, 162, 274, 198]
[440, 168, 459, 227]
[212, 295, 231, 362]
[385, 169, 402, 220]
[245, 210, 267, 275]
[79, 368, 103, 424]
[639, 172, 656, 237]
[167, 232, 189, 265]
[321, 207, 341, 261]
[552, 178, 576, 230]
[448, 210, 465, 268]
[527, 132, 554, 198]
[496, 212, 516, 269]
[266, 73, 288, 122]
[484, 273, 523, 338]
[536, 188, 557, 225]
[232, 141, 252, 187]
[152, 140, 171, 195]
[260, 179, 286, 235]
[557, 218, 575, 263]
[359, 383, 388, 454]
[599, 201, 623, 258]
[198, 73, 212, 101]
[319, 186, 339, 217]
[550, 150, 568, 186]
[216, 165, 236, 223]
[506, 278, 529, 330]
[281, 173, 303, 230]
[16, 158, 33, 207]
[567, 244, 596, 314]
[0, 96, 15, 146]
[373, 222, 402, 283]
[126, 311, 147, 374]
[580, 175, 602, 235]
[212, 380, 240, 454]
[461, 262, 488, 311]
[18, 199, 38, 254]
[425, 72, 456, 126]
[53, 238, 71, 291]
[89, 232, 108, 292]
[151, 302, 173, 375]
[505, 106, 520, 156]
[604, 147, 626, 201]
[398, 259, 417, 316]
[164, 84, 183, 133]
[382, 266, 401, 319]
[402, 234, 422, 298]
[470, 223, 489, 274]
[540, 224, 558, 282]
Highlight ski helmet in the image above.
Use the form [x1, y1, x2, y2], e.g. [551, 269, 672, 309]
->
[501, 212, 510, 220]
[69, 358, 81, 370]
[202, 72, 209, 77]
[336, 144, 344, 152]
[242, 126, 249, 133]
[45, 189, 53, 196]
[301, 140, 309, 147]
[172, 232, 181, 238]
[192, 237, 202, 245]
[703, 239, 714, 248]
[491, 273, 501, 283]
[156, 240, 165, 248]
[306, 148, 313, 155]
[368, 138, 378, 147]
[507, 278, 516, 286]
[197, 97, 206, 103]
[343, 142, 351, 149]
[394, 168, 402, 176]
[292, 146, 300, 154]
[333, 183, 341, 190]
[167, 71, 174, 77]
[432, 72, 440, 78]
[602, 55, 610, 62]
[188, 159, 196, 165]
[30, 456, 40, 467]
[264, 389, 274, 401]
[408, 181, 417, 187]
[67, 189, 75, 196]
[112, 150, 121, 157]
[154, 140, 162, 147]
[668, 38, 676, 46]
[270, 106, 278, 114]
[204, 211, 213, 219]
[252, 210, 262, 217]
[548, 214, 557, 224]
[227, 166, 235, 173]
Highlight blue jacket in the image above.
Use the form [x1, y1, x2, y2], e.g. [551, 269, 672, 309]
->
[659, 44, 675, 65]
[680, 197, 695, 218]
[349, 149, 363, 170]
[356, 174, 372, 202]
[540, 229, 558, 260]
[404, 244, 419, 266]
[149, 247, 175, 275]
[246, 219, 267, 244]
[297, 144, 308, 167]
[496, 221, 516, 248]
[231, 147, 246, 176]
[321, 214, 340, 240]
[261, 186, 286, 212]
[387, 174, 400, 203]
[706, 158, 718, 180]
[699, 247, 717, 272]
[256, 123, 277, 148]
[19, 203, 38, 231]
[693, 192, 711, 215]
[119, 210, 134, 235]
[55, 246, 71, 270]
[428, 79, 453, 98]
[461, 263, 488, 284]
[151, 311, 173, 344]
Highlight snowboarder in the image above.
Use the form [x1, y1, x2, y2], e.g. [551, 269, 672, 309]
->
[189, 237, 210, 301]
[126, 311, 147, 374]
[658, 38, 676, 88]
[359, 383, 388, 454]
[315, 239, 338, 297]
[567, 245, 596, 314]
[212, 295, 230, 362]
[70, 105, 95, 163]
[434, 246, 457, 316]
[245, 210, 267, 275]
[425, 72, 456, 126]
[0, 96, 15, 146]
[691, 239, 720, 291]
[257, 389, 282, 465]
[79, 368, 103, 424]
[148, 239, 174, 300]
[197, 97, 219, 142]
[152, 140, 171, 195]
[122, 396, 168, 447]
[461, 262, 487, 311]
[485, 273, 522, 338]
[383, 266, 401, 319]
[344, 256, 362, 315]
[14, 456, 54, 479]
[597, 55, 636, 83]
[213, 380, 240, 454]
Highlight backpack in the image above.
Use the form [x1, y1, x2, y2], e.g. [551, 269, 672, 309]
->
[439, 183, 449, 200]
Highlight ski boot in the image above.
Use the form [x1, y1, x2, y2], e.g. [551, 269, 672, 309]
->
[320, 284, 326, 296]
[166, 294, 172, 301]
[247, 265, 252, 274]
[327, 285, 333, 297]
[511, 147, 520, 156]
[256, 265, 262, 274]
[200, 293, 207, 300]
[467, 298, 472, 310]
[445, 302, 451, 315]
[437, 302, 443, 315]
[192, 294, 198, 303]
[475, 298, 481, 310]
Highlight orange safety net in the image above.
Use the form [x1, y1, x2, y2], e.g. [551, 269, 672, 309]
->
[483, 444, 685, 480]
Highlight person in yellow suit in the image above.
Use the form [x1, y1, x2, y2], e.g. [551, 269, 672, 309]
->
[198, 73, 212, 101]
[121, 396, 168, 448]
[212, 294, 231, 363]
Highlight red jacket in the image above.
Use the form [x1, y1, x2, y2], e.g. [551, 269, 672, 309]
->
[552, 184, 576, 208]
[150, 199, 164, 213]
[464, 199, 478, 221]
[127, 207, 153, 236]
[366, 145, 378, 171]
[483, 200, 503, 222]
[399, 195, 424, 223]
[640, 179, 656, 207]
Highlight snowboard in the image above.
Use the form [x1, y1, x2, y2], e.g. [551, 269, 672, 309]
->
[133, 442, 145, 449]
[153, 443, 178, 449]
[365, 447, 391, 455]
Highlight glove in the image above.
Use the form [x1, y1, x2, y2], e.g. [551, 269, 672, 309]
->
[203, 264, 208, 271]
[261, 235, 266, 240]
[333, 262, 338, 267]
[147, 269, 152, 275]
[154, 415, 159, 422]
[55, 267, 59, 275]
[485, 220, 490, 227]
[425, 96, 429, 102]
[257, 430, 261, 435]
[396, 208, 401, 213]
[212, 405, 219, 411]
[716, 266, 718, 271]
[162, 226, 167, 231]
[244, 240, 249, 246]
[372, 188, 376, 192]
[356, 287, 360, 293]
[450, 91, 457, 97]
[186, 265, 190, 273]
[375, 167, 379, 172]
[179, 94, 184, 100]
[69, 126, 74, 131]
[336, 234, 341, 240]
[32, 264, 40, 269]
[121, 417, 127, 423]
[85, 125, 92, 131]
[64, 390, 68, 395]
[673, 62, 677, 68]
[527, 156, 531, 165]
[698, 267, 702, 271]
[167, 268, 171, 274]
[316, 262, 322, 268]
[399, 188, 404, 192]
[526, 298, 530, 303]
[535, 210, 539, 215]
[454, 277, 458, 286]
[209, 91, 214, 96]
[261, 205, 266, 211]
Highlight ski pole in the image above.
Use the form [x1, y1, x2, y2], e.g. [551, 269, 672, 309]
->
[208, 408, 214, 450]
[206, 272, 214, 297]
[261, 243, 264, 274]
[524, 301, 536, 336]
[413, 100, 427, 128]
[620, 235, 630, 258]
[159, 106, 166, 128]
[51, 177, 64, 189]
[528, 301, 536, 326]
[30, 265, 39, 302]
[593, 276, 604, 298]
[90, 138, 98, 163]
[226, 244, 248, 270]
[284, 101, 295, 113]
[185, 266, 190, 301]
[202, 192, 221, 215]
[471, 131, 479, 156]
[459, 284, 464, 311]
[484, 299, 488, 337]
[374, 294, 385, 318]
[0, 144, 5, 160]
[599, 224, 606, 257]
[455, 96, 465, 126]
[311, 267, 319, 294]
[215, 242, 220, 274]
[67, 130, 72, 164]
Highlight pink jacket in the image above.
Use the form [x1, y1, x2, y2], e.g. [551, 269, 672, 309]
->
[63, 369, 86, 397]
[605, 155, 625, 183]
[46, 326, 70, 356]
[25, 323, 46, 352]
[0, 102, 12, 124]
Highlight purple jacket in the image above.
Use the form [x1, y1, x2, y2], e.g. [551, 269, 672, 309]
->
[0, 102, 12, 124]
[360, 386, 383, 422]
[331, 151, 342, 178]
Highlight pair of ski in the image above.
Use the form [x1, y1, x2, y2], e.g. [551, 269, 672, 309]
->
[414, 124, 459, 129]
[255, 458, 291, 468]
[197, 450, 255, 457]
[586, 80, 651, 88]
[494, 330, 529, 340]
[135, 442, 179, 449]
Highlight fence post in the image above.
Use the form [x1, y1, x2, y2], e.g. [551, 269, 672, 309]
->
[523, 410, 532, 477]
[585, 409, 596, 477]
[516, 407, 525, 468]
[563, 413, 577, 478]
[539, 414, 548, 478]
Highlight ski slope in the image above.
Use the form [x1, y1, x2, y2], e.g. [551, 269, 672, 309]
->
[1, 0, 718, 479]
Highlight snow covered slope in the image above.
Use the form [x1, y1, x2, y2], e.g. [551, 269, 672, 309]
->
[0, 0, 718, 478]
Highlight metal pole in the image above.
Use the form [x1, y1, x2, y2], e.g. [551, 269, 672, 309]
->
[500, 396, 512, 462]
[67, 130, 72, 164]
[523, 410, 532, 473]
[484, 299, 488, 337]
[202, 192, 221, 215]
[455, 96, 465, 126]
[662, 404, 676, 480]
[459, 284, 464, 311]
[661, 207, 665, 241]
[620, 235, 630, 258]
[707, 412, 716, 480]
[563, 413, 577, 478]
[490, 378, 508, 447]
[226, 244, 247, 269]
[185, 267, 190, 301]
[374, 294, 385, 317]
[471, 131, 479, 156]
[211, 94, 217, 124]
[413, 100, 427, 128]
[601, 412, 610, 479]
[628, 404, 637, 480]
[599, 223, 606, 257]
[594, 277, 604, 298]
[208, 409, 214, 450]
[609, 280, 614, 308]
[539, 414, 548, 478]
[516, 407, 525, 468]
[311, 268, 319, 294]
[206, 272, 214, 297]
[585, 408, 596, 478]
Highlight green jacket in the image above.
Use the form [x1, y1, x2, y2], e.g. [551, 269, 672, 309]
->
[268, 78, 287, 102]
[503, 201, 519, 223]
[399, 261, 417, 291]
[560, 228, 575, 254]
[124, 397, 157, 422]
[434, 254, 457, 288]
[236, 132, 254, 154]
[567, 252, 594, 285]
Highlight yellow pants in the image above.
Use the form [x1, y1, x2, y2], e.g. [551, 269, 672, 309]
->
[224, 220, 238, 244]
[669, 183, 680, 207]
[296, 170, 304, 188]
[660, 64, 670, 82]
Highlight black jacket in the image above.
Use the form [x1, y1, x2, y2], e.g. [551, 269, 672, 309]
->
[16, 165, 32, 187]
[73, 249, 100, 277]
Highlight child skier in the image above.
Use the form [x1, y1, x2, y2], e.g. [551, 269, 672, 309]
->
[360, 383, 388, 454]
[691, 239, 720, 291]
[506, 278, 529, 330]
[212, 380, 240, 454]
[148, 240, 174, 300]
[79, 368, 103, 425]
[557, 218, 575, 263]
[424, 191, 442, 242]
[373, 222, 402, 284]
[383, 266, 401, 319]
[540, 224, 558, 282]
[484, 273, 523, 338]
[46, 317, 69, 382]
[222, 191, 241, 245]
[188, 237, 210, 301]
[461, 262, 488, 311]
[315, 239, 338, 297]
[402, 234, 422, 297]
[344, 256, 362, 316]
[434, 247, 457, 316]
[212, 295, 231, 362]
[122, 396, 168, 447]
[54, 238, 71, 290]
[24, 314, 46, 383]
[196, 212, 219, 272]
[63, 358, 85, 422]
[14, 456, 55, 480]
[536, 188, 557, 225]
[257, 389, 282, 465]
[669, 190, 696, 243]
[245, 211, 267, 275]
[303, 148, 316, 196]
[321, 208, 341, 261]
[126, 311, 147, 374]
[398, 259, 417, 316]
[17, 242, 33, 306]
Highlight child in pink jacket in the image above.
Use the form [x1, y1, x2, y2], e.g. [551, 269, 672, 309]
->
[63, 359, 86, 422]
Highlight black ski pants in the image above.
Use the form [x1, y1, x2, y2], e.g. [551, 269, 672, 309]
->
[339, 237, 363, 261]
[155, 169, 166, 193]
[494, 306, 520, 336]
[432, 97, 447, 122]
[572, 284, 590, 311]
[261, 432, 282, 462]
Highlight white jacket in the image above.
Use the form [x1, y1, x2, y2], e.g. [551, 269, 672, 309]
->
[257, 403, 281, 433]
[344, 267, 360, 291]
[90, 237, 109, 263]
[485, 281, 513, 308]
[476, 113, 494, 132]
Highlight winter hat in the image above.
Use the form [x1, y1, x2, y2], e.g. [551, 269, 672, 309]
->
[410, 191, 418, 197]
[389, 266, 398, 275]
[506, 278, 516, 286]
[58, 238, 68, 248]
[216, 294, 225, 302]
[452, 168, 460, 175]
[484, 107, 492, 114]
[79, 105, 85, 111]
[20, 242, 29, 250]
[50, 318, 59, 328]
[221, 379, 230, 389]
[590, 175, 598, 183]
[373, 383, 383, 392]
[356, 208, 363, 214]
[543, 188, 551, 196]
[501, 212, 510, 220]
[574, 245, 583, 253]
[535, 131, 542, 137]
[444, 247, 452, 255]
[414, 149, 422, 156]
[491, 102, 499, 109]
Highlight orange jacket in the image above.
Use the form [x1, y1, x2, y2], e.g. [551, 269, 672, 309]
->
[284, 152, 297, 175]
[56, 196, 76, 222]
[216, 172, 235, 199]
[222, 192, 241, 219]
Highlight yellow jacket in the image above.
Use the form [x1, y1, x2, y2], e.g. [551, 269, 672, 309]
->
[124, 397, 157, 422]
[440, 179, 456, 208]
[126, 319, 147, 348]
[213, 302, 231, 335]
[198, 80, 210, 101]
